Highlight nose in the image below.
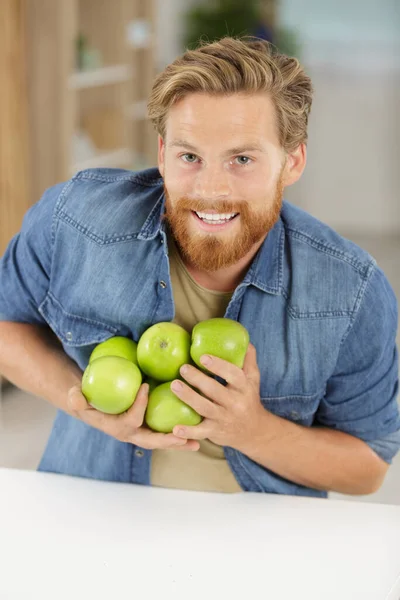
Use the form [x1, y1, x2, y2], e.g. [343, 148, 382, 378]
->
[194, 163, 231, 199]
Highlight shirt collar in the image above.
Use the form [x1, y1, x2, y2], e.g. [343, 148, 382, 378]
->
[139, 189, 284, 296]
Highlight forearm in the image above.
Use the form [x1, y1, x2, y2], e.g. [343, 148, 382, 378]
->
[0, 321, 82, 412]
[239, 410, 388, 495]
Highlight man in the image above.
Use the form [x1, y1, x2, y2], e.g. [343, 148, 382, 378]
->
[0, 37, 399, 497]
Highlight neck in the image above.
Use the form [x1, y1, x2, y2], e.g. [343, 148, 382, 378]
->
[180, 237, 266, 293]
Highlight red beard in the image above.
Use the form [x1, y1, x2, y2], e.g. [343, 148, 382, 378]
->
[162, 173, 284, 272]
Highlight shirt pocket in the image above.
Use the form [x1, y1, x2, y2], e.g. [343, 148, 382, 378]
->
[38, 291, 120, 347]
[260, 391, 324, 426]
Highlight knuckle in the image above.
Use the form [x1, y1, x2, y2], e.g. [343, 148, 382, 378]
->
[235, 371, 246, 387]
[130, 415, 142, 429]
[117, 424, 133, 444]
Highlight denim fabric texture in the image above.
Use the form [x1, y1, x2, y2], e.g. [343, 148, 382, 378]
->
[0, 167, 399, 497]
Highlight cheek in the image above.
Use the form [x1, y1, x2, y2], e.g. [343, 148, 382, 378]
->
[245, 174, 279, 201]
[166, 174, 192, 198]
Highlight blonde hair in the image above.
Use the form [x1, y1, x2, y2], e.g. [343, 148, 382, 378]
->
[147, 36, 313, 154]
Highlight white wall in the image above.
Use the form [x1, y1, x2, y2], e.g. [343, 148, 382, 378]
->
[279, 0, 400, 235]
[279, 0, 399, 46]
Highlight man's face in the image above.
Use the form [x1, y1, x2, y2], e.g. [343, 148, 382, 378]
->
[158, 92, 298, 272]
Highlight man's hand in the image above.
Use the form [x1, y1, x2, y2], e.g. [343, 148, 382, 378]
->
[168, 343, 389, 495]
[169, 343, 266, 451]
[67, 383, 200, 451]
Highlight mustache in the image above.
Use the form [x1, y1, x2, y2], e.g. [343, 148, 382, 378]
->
[164, 195, 246, 215]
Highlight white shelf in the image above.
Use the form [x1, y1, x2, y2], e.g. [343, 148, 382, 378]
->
[70, 148, 133, 175]
[68, 65, 132, 90]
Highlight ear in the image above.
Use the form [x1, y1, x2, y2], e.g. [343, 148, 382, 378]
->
[158, 135, 165, 178]
[282, 143, 307, 187]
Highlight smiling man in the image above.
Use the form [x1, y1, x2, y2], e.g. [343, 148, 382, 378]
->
[160, 93, 286, 284]
[0, 37, 399, 497]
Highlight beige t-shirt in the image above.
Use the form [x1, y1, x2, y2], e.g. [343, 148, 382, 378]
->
[150, 231, 242, 493]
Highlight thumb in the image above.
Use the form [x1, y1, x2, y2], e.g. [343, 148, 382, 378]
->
[67, 384, 91, 412]
[242, 343, 260, 384]
[124, 382, 149, 426]
[127, 382, 149, 412]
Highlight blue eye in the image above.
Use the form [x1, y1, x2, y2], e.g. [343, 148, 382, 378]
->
[236, 156, 252, 165]
[182, 154, 198, 163]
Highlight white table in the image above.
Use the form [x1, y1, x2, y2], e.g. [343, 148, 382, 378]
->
[0, 468, 399, 600]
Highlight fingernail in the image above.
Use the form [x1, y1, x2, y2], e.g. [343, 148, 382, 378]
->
[175, 428, 186, 437]
[171, 380, 183, 392]
[200, 354, 212, 366]
[68, 395, 79, 411]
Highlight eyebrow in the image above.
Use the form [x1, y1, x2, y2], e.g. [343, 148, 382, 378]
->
[168, 139, 265, 156]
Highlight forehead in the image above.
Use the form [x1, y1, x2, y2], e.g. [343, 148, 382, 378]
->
[165, 92, 279, 147]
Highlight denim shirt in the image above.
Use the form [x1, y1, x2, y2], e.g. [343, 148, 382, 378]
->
[1, 167, 399, 498]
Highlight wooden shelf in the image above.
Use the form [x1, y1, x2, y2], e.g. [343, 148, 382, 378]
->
[70, 147, 133, 174]
[21, 0, 157, 206]
[68, 65, 132, 90]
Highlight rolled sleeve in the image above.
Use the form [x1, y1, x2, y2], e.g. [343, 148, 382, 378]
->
[0, 183, 64, 325]
[316, 264, 400, 464]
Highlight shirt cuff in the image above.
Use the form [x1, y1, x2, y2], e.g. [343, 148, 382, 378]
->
[365, 428, 400, 464]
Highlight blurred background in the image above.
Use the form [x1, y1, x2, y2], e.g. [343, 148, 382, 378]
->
[0, 0, 399, 504]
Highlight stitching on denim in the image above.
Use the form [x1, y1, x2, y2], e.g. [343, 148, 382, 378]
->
[43, 292, 118, 332]
[249, 222, 285, 294]
[260, 389, 325, 401]
[286, 228, 374, 275]
[73, 169, 163, 186]
[42, 180, 75, 315]
[54, 175, 163, 243]
[338, 261, 377, 347]
[52, 178, 76, 244]
[277, 224, 285, 289]
[139, 194, 164, 239]
[281, 288, 353, 319]
[229, 449, 264, 492]
[57, 210, 141, 245]
[237, 452, 264, 492]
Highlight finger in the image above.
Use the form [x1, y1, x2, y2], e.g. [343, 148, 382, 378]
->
[172, 421, 211, 441]
[178, 364, 228, 407]
[170, 379, 219, 417]
[123, 382, 149, 427]
[172, 440, 200, 452]
[131, 428, 194, 449]
[199, 354, 246, 390]
[242, 343, 261, 385]
[74, 383, 145, 436]
[67, 384, 92, 412]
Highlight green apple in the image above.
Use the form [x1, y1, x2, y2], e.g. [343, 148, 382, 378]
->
[190, 318, 250, 370]
[137, 322, 191, 381]
[89, 336, 138, 365]
[145, 381, 202, 433]
[82, 356, 142, 414]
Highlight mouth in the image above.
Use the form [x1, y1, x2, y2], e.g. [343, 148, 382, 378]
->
[191, 210, 240, 232]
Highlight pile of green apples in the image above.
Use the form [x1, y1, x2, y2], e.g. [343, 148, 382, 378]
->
[81, 318, 249, 433]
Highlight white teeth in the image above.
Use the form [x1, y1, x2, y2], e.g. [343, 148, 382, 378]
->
[195, 211, 237, 221]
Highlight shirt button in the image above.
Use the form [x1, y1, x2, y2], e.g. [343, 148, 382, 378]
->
[159, 280, 167, 289]
[290, 411, 300, 419]
[160, 237, 164, 244]
[66, 332, 73, 342]
[135, 449, 144, 458]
